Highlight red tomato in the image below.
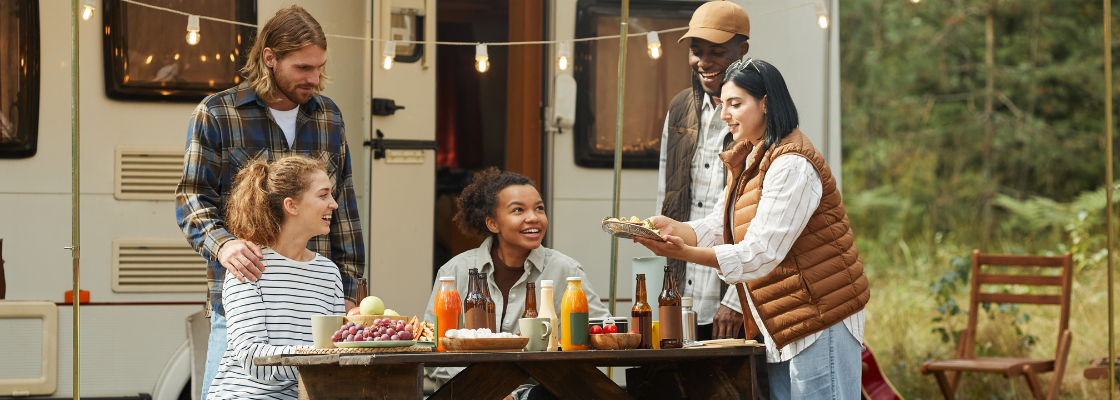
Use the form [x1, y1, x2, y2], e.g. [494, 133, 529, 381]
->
[347, 307, 361, 316]
[604, 324, 618, 334]
[627, 330, 638, 335]
[590, 325, 603, 334]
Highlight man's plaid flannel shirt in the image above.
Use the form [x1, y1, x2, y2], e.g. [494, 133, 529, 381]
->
[175, 83, 365, 316]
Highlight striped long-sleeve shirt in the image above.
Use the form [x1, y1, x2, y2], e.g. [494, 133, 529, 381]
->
[207, 249, 345, 400]
[686, 154, 865, 363]
[175, 82, 364, 317]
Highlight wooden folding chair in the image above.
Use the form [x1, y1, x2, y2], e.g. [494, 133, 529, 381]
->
[920, 250, 1073, 400]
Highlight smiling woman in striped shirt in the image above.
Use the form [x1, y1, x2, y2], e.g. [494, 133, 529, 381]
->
[634, 58, 869, 400]
[206, 155, 345, 400]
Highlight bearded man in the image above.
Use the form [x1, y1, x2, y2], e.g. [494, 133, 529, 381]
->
[174, 6, 364, 397]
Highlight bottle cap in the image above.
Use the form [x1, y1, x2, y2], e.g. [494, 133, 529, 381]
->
[439, 276, 455, 282]
[682, 297, 693, 307]
[566, 277, 582, 281]
[540, 280, 553, 287]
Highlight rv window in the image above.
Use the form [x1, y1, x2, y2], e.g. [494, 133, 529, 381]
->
[390, 9, 424, 63]
[0, 0, 39, 159]
[573, 1, 695, 169]
[102, 0, 256, 102]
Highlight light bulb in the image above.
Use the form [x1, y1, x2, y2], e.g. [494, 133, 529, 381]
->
[475, 44, 490, 73]
[911, 0, 920, 2]
[145, 54, 153, 64]
[382, 41, 397, 70]
[81, 0, 95, 21]
[557, 42, 570, 71]
[815, 2, 829, 29]
[646, 32, 662, 59]
[186, 15, 201, 45]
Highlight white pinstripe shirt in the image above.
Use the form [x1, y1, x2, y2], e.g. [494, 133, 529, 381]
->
[655, 94, 742, 325]
[208, 249, 346, 399]
[686, 153, 865, 363]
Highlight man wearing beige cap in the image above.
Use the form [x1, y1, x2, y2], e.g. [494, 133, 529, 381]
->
[655, 0, 751, 342]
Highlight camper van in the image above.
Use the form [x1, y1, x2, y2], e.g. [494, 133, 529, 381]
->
[0, 0, 839, 397]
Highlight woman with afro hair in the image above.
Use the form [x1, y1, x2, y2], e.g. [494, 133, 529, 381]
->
[422, 167, 611, 399]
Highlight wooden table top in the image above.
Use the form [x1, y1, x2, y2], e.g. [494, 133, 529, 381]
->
[256, 346, 765, 368]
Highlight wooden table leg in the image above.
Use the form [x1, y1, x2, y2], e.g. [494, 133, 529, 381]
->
[428, 362, 531, 400]
[625, 365, 686, 399]
[298, 363, 423, 400]
[518, 361, 633, 400]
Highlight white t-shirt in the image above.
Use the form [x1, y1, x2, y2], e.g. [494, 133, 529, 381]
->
[269, 107, 299, 148]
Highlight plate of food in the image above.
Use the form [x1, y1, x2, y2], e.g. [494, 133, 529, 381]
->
[440, 328, 529, 353]
[601, 216, 664, 240]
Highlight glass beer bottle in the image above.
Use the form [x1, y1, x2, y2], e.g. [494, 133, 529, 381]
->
[480, 275, 497, 331]
[631, 274, 653, 349]
[658, 266, 683, 349]
[463, 269, 488, 330]
[522, 282, 538, 318]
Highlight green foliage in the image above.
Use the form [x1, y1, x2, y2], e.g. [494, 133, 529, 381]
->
[840, 0, 1118, 397]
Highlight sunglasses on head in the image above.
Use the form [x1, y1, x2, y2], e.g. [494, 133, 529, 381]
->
[730, 57, 761, 74]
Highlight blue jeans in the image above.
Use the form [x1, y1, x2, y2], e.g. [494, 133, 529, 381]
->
[768, 322, 861, 400]
[201, 312, 227, 399]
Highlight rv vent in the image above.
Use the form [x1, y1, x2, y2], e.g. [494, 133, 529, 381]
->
[112, 238, 206, 292]
[115, 147, 183, 201]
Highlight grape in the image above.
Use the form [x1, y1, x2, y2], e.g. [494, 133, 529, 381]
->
[398, 331, 411, 340]
[405, 324, 414, 332]
[380, 334, 390, 340]
[387, 328, 396, 336]
[345, 322, 354, 328]
[355, 323, 364, 330]
[391, 334, 400, 341]
[346, 334, 355, 342]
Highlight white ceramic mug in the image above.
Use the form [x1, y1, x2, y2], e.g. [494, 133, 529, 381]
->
[311, 315, 345, 349]
[519, 317, 553, 351]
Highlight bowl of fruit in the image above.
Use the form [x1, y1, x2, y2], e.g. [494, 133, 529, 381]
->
[331, 318, 418, 348]
[345, 295, 409, 326]
[589, 323, 641, 350]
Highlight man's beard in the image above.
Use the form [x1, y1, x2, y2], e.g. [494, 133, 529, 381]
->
[273, 70, 314, 105]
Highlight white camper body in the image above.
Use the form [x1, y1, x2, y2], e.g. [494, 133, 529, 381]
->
[0, 0, 838, 397]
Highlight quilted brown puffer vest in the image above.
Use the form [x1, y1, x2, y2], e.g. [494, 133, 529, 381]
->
[719, 129, 869, 349]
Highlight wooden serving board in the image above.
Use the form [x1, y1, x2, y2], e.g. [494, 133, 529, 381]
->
[441, 337, 529, 353]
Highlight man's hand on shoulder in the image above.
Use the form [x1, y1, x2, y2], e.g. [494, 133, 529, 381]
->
[218, 239, 265, 282]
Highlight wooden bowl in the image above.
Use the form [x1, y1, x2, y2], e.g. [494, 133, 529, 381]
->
[345, 315, 409, 326]
[590, 333, 641, 350]
[440, 337, 530, 353]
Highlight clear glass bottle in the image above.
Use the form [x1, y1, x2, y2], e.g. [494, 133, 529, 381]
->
[434, 277, 462, 352]
[681, 296, 697, 344]
[561, 277, 590, 351]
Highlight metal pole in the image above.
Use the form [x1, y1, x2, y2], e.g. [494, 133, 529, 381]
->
[1105, 0, 1114, 395]
[608, 0, 629, 316]
[70, 0, 81, 398]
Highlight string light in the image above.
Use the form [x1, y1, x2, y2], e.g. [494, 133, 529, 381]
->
[475, 44, 490, 73]
[911, 0, 920, 3]
[186, 15, 200, 45]
[557, 42, 570, 71]
[382, 40, 396, 70]
[815, 2, 829, 29]
[646, 32, 662, 59]
[82, 0, 96, 21]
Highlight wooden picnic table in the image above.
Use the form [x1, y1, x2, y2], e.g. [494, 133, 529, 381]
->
[256, 346, 767, 400]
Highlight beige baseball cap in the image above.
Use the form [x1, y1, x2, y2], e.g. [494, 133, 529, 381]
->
[678, 1, 751, 44]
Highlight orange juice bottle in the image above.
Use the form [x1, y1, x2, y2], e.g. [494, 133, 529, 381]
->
[434, 276, 462, 352]
[560, 277, 589, 351]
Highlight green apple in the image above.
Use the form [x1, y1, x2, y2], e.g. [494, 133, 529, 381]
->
[383, 309, 400, 316]
[359, 296, 385, 315]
